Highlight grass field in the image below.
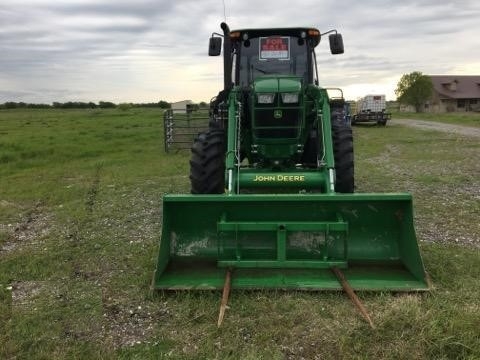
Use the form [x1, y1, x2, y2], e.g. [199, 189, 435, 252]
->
[392, 111, 480, 127]
[1, 108, 479, 359]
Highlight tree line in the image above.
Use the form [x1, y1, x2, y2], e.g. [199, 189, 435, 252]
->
[0, 100, 172, 110]
[2, 73, 432, 113]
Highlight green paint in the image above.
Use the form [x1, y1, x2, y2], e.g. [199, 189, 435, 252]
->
[153, 194, 429, 291]
[154, 27, 428, 292]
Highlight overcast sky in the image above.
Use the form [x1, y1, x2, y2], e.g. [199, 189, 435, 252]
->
[1, 0, 479, 103]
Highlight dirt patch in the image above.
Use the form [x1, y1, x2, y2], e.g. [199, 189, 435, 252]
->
[11, 281, 54, 307]
[11, 280, 104, 343]
[86, 163, 103, 212]
[93, 187, 162, 246]
[391, 119, 480, 137]
[0, 206, 54, 253]
[0, 200, 20, 208]
[359, 128, 479, 248]
[9, 280, 163, 349]
[102, 293, 170, 349]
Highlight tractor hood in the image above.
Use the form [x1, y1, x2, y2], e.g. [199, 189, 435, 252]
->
[250, 76, 305, 164]
[254, 76, 302, 94]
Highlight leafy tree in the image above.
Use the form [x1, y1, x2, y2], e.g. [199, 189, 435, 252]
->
[158, 100, 171, 109]
[395, 71, 433, 112]
[27, 103, 51, 109]
[4, 102, 18, 109]
[98, 101, 116, 109]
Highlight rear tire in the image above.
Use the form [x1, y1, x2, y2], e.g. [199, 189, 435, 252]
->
[332, 125, 354, 193]
[189, 129, 225, 194]
[330, 103, 347, 127]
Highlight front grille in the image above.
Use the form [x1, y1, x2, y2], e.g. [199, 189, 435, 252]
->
[254, 108, 301, 139]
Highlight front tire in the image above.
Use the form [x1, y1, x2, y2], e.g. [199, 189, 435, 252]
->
[332, 125, 354, 193]
[189, 130, 225, 194]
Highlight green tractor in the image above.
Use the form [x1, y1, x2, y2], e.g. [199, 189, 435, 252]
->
[153, 23, 428, 292]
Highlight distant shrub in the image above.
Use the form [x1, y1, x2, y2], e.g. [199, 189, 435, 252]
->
[117, 103, 132, 111]
[99, 101, 116, 109]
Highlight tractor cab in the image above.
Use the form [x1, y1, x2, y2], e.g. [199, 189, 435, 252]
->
[209, 27, 344, 168]
[209, 27, 344, 88]
[231, 29, 317, 87]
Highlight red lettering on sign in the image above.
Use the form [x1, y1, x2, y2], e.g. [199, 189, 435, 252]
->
[262, 37, 288, 51]
[259, 37, 290, 60]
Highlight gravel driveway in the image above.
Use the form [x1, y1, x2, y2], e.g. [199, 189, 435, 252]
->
[390, 118, 480, 137]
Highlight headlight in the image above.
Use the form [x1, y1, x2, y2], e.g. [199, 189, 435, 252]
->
[257, 93, 275, 104]
[281, 93, 299, 104]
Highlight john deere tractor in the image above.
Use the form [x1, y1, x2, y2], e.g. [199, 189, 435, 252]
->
[153, 23, 428, 292]
[190, 24, 353, 196]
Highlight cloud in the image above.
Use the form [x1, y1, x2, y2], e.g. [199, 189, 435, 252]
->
[1, 0, 479, 102]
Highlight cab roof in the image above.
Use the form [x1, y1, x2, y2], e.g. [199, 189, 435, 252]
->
[230, 27, 321, 47]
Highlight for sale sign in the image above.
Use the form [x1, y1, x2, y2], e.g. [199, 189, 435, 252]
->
[259, 37, 290, 60]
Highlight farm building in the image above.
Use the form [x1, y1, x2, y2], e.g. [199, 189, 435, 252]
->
[401, 75, 480, 113]
[170, 100, 195, 113]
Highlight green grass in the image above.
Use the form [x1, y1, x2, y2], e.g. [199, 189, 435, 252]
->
[392, 111, 480, 127]
[1, 109, 479, 359]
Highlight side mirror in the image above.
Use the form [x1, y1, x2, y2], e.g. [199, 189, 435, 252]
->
[329, 33, 344, 54]
[208, 37, 222, 56]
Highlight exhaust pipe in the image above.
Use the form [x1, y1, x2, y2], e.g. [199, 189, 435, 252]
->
[221, 22, 232, 91]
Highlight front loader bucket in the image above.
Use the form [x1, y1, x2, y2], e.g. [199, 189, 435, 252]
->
[153, 194, 429, 291]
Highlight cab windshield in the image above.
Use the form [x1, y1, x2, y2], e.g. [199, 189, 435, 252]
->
[235, 36, 309, 86]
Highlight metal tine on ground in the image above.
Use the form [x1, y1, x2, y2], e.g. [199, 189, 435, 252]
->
[217, 269, 232, 327]
[332, 267, 375, 329]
